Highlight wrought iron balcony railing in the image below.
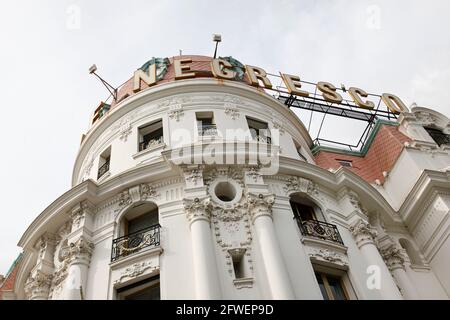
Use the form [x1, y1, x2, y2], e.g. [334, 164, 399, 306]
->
[255, 135, 272, 144]
[198, 124, 218, 136]
[97, 161, 110, 179]
[139, 136, 164, 152]
[111, 224, 161, 262]
[297, 219, 344, 245]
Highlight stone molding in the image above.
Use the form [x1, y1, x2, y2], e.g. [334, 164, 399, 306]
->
[349, 219, 378, 249]
[247, 193, 275, 222]
[183, 196, 212, 225]
[380, 243, 406, 271]
[24, 271, 53, 300]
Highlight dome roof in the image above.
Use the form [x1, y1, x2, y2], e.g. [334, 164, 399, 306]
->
[110, 55, 254, 108]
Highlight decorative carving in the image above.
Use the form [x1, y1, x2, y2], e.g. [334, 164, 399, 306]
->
[309, 248, 348, 267]
[24, 271, 53, 300]
[114, 261, 156, 284]
[349, 219, 378, 249]
[158, 96, 191, 108]
[140, 183, 159, 200]
[212, 202, 247, 222]
[68, 237, 94, 264]
[415, 111, 436, 126]
[183, 197, 212, 224]
[51, 262, 68, 288]
[204, 166, 244, 187]
[380, 243, 406, 271]
[233, 278, 254, 289]
[284, 176, 318, 196]
[168, 104, 184, 121]
[184, 168, 203, 186]
[119, 119, 132, 141]
[162, 96, 190, 121]
[245, 167, 262, 183]
[202, 166, 255, 283]
[272, 118, 285, 135]
[224, 105, 240, 120]
[82, 155, 94, 180]
[212, 95, 243, 105]
[118, 190, 132, 207]
[347, 191, 368, 216]
[35, 233, 56, 260]
[70, 202, 92, 230]
[247, 193, 275, 222]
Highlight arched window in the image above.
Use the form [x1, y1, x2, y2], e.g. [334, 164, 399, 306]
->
[399, 238, 424, 267]
[122, 203, 159, 236]
[289, 195, 323, 222]
[112, 202, 160, 262]
[289, 194, 343, 245]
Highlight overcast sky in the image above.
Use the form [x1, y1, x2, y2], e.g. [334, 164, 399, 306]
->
[1, 0, 449, 274]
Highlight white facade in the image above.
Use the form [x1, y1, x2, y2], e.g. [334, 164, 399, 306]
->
[6, 71, 450, 300]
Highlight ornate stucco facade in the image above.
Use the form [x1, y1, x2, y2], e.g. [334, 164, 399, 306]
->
[1, 55, 450, 300]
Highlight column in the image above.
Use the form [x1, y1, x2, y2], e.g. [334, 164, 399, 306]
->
[64, 237, 94, 300]
[24, 233, 57, 300]
[184, 197, 222, 299]
[350, 219, 403, 300]
[63, 201, 95, 300]
[380, 243, 420, 300]
[24, 271, 53, 300]
[248, 193, 295, 299]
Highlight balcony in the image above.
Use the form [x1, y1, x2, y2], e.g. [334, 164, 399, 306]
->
[97, 161, 110, 179]
[297, 219, 344, 245]
[139, 136, 164, 152]
[254, 135, 272, 144]
[198, 124, 218, 137]
[111, 224, 161, 262]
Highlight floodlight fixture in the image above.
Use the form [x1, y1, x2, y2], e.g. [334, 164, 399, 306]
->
[213, 34, 222, 58]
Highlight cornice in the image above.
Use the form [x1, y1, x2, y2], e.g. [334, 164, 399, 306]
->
[276, 156, 402, 224]
[18, 161, 178, 251]
[17, 180, 96, 249]
[399, 169, 450, 228]
[72, 78, 313, 186]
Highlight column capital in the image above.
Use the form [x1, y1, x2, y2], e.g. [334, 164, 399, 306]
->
[68, 236, 94, 265]
[183, 196, 212, 225]
[349, 219, 378, 249]
[24, 270, 53, 300]
[380, 243, 406, 271]
[247, 193, 275, 222]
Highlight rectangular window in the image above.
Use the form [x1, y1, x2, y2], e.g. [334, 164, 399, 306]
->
[425, 127, 450, 146]
[116, 275, 160, 300]
[232, 255, 245, 279]
[196, 112, 217, 136]
[315, 271, 349, 300]
[139, 120, 163, 152]
[246, 117, 271, 144]
[97, 147, 111, 179]
[337, 159, 353, 167]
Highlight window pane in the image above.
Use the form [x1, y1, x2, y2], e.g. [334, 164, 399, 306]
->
[315, 273, 330, 300]
[425, 127, 450, 146]
[327, 276, 347, 300]
[291, 202, 315, 221]
[124, 283, 160, 300]
[128, 211, 159, 234]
